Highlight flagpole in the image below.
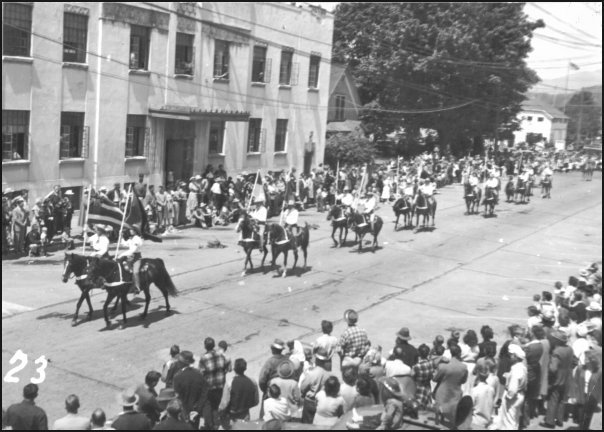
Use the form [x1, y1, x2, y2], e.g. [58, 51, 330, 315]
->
[247, 170, 260, 212]
[114, 185, 132, 259]
[563, 61, 571, 115]
[336, 159, 340, 194]
[279, 168, 292, 226]
[82, 186, 92, 254]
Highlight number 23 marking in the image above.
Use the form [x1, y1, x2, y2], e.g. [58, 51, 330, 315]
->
[3, 350, 48, 384]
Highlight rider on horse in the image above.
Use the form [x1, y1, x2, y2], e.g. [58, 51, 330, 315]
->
[485, 171, 499, 204]
[283, 200, 300, 245]
[415, 179, 435, 208]
[467, 171, 480, 199]
[341, 186, 354, 215]
[117, 228, 143, 294]
[360, 190, 377, 231]
[88, 224, 110, 259]
[251, 198, 267, 248]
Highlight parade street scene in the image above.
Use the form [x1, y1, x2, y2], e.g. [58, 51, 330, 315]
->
[2, 2, 602, 431]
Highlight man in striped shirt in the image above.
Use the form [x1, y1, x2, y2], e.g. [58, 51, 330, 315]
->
[337, 309, 371, 368]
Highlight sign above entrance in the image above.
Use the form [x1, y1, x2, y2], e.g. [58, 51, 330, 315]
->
[149, 106, 250, 122]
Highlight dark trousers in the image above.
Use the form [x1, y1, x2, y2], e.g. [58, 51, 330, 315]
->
[204, 388, 223, 429]
[301, 397, 317, 424]
[545, 385, 566, 425]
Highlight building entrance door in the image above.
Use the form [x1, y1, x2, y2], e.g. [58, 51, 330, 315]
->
[165, 139, 194, 188]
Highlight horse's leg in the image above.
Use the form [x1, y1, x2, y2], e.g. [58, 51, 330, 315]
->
[281, 250, 288, 278]
[331, 226, 338, 247]
[395, 213, 400, 230]
[103, 291, 115, 328]
[119, 289, 129, 329]
[291, 248, 299, 275]
[141, 282, 151, 320]
[72, 290, 86, 326]
[84, 289, 94, 319]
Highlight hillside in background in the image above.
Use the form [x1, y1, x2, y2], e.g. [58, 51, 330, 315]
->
[531, 69, 602, 95]
[529, 84, 602, 110]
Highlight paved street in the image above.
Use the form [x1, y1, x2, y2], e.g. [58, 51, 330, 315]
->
[2, 171, 602, 429]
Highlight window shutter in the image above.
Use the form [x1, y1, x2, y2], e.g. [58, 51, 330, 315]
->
[60, 125, 71, 158]
[144, 127, 150, 157]
[291, 62, 299, 86]
[3, 126, 14, 160]
[260, 129, 266, 152]
[264, 58, 272, 83]
[81, 126, 90, 158]
[126, 126, 135, 157]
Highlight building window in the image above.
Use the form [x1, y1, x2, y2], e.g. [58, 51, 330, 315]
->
[63, 12, 88, 63]
[537, 117, 544, 122]
[252, 45, 270, 83]
[279, 49, 293, 85]
[209, 121, 225, 154]
[308, 54, 321, 88]
[125, 115, 148, 158]
[213, 40, 229, 79]
[60, 112, 86, 159]
[2, 3, 32, 57]
[247, 118, 262, 153]
[130, 25, 150, 70]
[275, 119, 288, 152]
[527, 116, 533, 121]
[2, 110, 29, 162]
[175, 32, 194, 75]
[335, 95, 345, 121]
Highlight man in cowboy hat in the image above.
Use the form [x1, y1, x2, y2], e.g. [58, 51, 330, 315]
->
[88, 225, 110, 258]
[269, 359, 301, 413]
[337, 309, 370, 368]
[586, 301, 602, 331]
[360, 190, 377, 230]
[540, 330, 573, 428]
[173, 350, 210, 429]
[251, 198, 267, 248]
[393, 327, 419, 367]
[485, 171, 499, 204]
[111, 389, 153, 430]
[300, 347, 332, 424]
[282, 199, 300, 241]
[258, 339, 287, 417]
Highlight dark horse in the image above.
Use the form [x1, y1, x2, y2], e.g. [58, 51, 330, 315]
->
[463, 182, 481, 215]
[541, 175, 552, 199]
[87, 257, 178, 329]
[62, 253, 102, 326]
[393, 196, 413, 230]
[236, 212, 268, 275]
[261, 223, 310, 277]
[347, 210, 383, 252]
[327, 205, 349, 247]
[514, 178, 529, 204]
[483, 187, 497, 217]
[413, 192, 436, 229]
[505, 177, 515, 202]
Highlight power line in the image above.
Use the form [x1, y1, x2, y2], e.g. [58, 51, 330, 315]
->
[528, 2, 602, 43]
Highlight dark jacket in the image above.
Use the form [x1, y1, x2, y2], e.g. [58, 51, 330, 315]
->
[173, 366, 209, 415]
[394, 340, 419, 367]
[6, 400, 48, 430]
[111, 410, 153, 430]
[549, 345, 574, 391]
[152, 416, 194, 430]
[135, 384, 162, 424]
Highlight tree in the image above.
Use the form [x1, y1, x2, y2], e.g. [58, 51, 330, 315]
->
[565, 90, 602, 143]
[324, 134, 376, 168]
[333, 3, 543, 156]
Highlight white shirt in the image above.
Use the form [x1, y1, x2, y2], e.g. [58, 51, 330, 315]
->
[89, 233, 109, 256]
[252, 206, 267, 223]
[486, 178, 498, 188]
[469, 176, 479, 187]
[542, 167, 553, 177]
[342, 193, 353, 206]
[363, 197, 376, 213]
[284, 208, 298, 225]
[420, 184, 434, 196]
[118, 235, 142, 258]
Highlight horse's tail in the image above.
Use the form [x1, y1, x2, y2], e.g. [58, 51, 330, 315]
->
[152, 259, 178, 297]
[301, 223, 310, 249]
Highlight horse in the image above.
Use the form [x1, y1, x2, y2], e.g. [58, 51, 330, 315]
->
[463, 182, 481, 215]
[235, 212, 268, 275]
[514, 178, 528, 204]
[326, 204, 349, 247]
[541, 175, 552, 199]
[62, 253, 101, 326]
[261, 223, 309, 277]
[505, 177, 515, 202]
[412, 192, 436, 229]
[87, 257, 178, 329]
[346, 210, 383, 252]
[483, 187, 497, 217]
[392, 196, 413, 230]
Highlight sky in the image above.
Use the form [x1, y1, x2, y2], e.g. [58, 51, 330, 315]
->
[308, 2, 602, 86]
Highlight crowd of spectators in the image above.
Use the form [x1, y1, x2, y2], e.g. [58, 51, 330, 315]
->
[3, 262, 601, 430]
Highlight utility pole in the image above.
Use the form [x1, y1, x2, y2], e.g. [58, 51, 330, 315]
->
[577, 90, 584, 145]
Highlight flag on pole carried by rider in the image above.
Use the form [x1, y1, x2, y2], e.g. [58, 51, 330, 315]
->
[125, 193, 162, 243]
[87, 195, 125, 233]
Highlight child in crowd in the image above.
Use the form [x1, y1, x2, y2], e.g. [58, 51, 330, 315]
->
[263, 384, 291, 422]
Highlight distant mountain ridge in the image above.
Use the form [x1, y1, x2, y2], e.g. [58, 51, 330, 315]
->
[529, 84, 602, 110]
[532, 69, 602, 95]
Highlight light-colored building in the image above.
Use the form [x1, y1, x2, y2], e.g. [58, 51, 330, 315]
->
[513, 99, 569, 150]
[2, 2, 333, 203]
[326, 62, 364, 138]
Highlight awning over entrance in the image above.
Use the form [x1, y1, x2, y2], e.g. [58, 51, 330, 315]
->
[148, 106, 250, 122]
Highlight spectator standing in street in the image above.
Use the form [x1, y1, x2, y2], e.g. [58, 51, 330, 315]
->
[135, 371, 163, 425]
[258, 339, 286, 416]
[313, 376, 345, 427]
[313, 320, 338, 372]
[491, 344, 527, 430]
[173, 351, 209, 430]
[111, 390, 152, 430]
[5, 384, 48, 430]
[392, 327, 419, 368]
[269, 360, 301, 414]
[300, 348, 332, 424]
[11, 197, 27, 254]
[219, 358, 259, 424]
[52, 394, 89, 430]
[433, 344, 468, 424]
[155, 185, 169, 231]
[161, 345, 181, 389]
[198, 337, 226, 430]
[89, 409, 112, 430]
[152, 399, 192, 431]
[337, 309, 371, 368]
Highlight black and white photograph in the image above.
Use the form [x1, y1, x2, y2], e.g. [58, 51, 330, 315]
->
[2, 2, 602, 430]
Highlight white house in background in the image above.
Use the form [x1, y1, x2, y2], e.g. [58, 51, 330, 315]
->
[513, 99, 569, 150]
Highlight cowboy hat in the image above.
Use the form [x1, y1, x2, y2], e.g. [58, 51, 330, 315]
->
[271, 338, 285, 351]
[382, 377, 405, 399]
[287, 200, 295, 206]
[551, 330, 568, 345]
[576, 324, 590, 338]
[344, 309, 358, 324]
[64, 190, 74, 196]
[396, 327, 412, 341]
[507, 343, 526, 360]
[99, 186, 108, 192]
[3, 187, 14, 194]
[118, 390, 139, 407]
[206, 173, 214, 179]
[277, 360, 295, 379]
[178, 350, 195, 364]
[157, 388, 176, 403]
[586, 301, 602, 312]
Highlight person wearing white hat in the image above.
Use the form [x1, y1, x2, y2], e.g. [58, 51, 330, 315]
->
[485, 171, 499, 205]
[586, 301, 602, 331]
[490, 343, 527, 430]
[360, 190, 377, 231]
[282, 200, 299, 241]
[88, 225, 110, 258]
[251, 198, 267, 248]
